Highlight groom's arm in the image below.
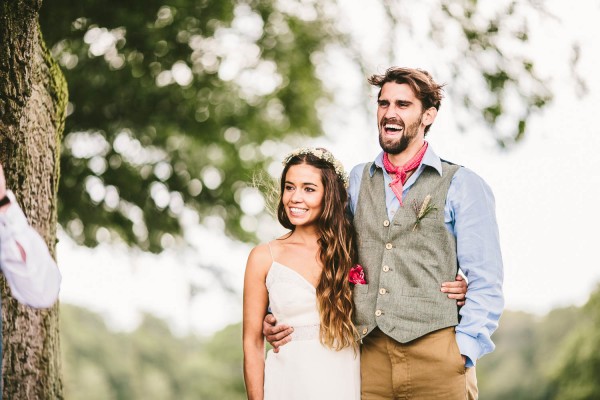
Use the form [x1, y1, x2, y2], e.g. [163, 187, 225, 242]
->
[450, 168, 504, 367]
[262, 314, 294, 353]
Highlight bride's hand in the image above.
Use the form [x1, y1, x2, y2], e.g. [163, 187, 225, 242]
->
[263, 314, 294, 353]
[441, 274, 468, 306]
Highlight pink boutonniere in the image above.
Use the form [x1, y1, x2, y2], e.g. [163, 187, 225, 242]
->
[349, 264, 367, 285]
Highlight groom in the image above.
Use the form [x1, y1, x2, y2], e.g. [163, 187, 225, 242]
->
[265, 67, 504, 399]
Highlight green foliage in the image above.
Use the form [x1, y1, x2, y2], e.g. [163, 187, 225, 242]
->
[61, 304, 245, 399]
[435, 0, 552, 147]
[40, 0, 335, 252]
[545, 286, 600, 399]
[39, 0, 557, 252]
[62, 285, 600, 399]
[477, 286, 600, 399]
[477, 307, 581, 399]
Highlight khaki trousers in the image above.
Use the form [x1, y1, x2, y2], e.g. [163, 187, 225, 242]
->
[361, 327, 478, 400]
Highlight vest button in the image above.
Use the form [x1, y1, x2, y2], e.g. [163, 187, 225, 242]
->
[385, 243, 392, 250]
[383, 220, 390, 227]
[362, 328, 368, 335]
[382, 265, 390, 272]
[375, 310, 382, 317]
[379, 288, 386, 295]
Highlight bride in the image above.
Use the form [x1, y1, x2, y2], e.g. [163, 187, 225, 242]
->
[243, 147, 360, 400]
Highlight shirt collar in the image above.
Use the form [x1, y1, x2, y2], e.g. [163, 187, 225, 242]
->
[369, 143, 443, 177]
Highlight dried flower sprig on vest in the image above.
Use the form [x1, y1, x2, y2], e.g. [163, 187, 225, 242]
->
[412, 195, 437, 231]
[282, 147, 349, 188]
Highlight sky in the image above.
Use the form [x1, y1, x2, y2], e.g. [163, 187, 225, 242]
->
[57, 0, 600, 337]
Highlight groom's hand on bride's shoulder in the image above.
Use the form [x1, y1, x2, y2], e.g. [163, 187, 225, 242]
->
[263, 314, 294, 353]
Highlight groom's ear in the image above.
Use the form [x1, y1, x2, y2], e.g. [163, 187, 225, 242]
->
[422, 107, 438, 127]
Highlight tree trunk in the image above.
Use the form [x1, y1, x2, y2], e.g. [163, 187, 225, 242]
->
[0, 0, 67, 398]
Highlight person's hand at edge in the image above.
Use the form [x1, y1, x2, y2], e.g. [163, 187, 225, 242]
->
[0, 163, 10, 214]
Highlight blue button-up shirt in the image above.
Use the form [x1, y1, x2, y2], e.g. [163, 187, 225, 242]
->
[348, 145, 504, 367]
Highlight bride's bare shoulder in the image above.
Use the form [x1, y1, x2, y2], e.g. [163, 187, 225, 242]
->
[268, 233, 295, 255]
[247, 242, 272, 268]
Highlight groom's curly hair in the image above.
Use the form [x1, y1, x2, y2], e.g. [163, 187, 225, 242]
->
[278, 151, 358, 351]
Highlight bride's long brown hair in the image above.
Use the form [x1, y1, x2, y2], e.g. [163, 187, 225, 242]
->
[277, 151, 358, 350]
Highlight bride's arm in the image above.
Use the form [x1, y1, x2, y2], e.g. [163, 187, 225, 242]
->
[243, 245, 270, 400]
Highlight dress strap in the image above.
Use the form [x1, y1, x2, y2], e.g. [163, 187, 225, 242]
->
[267, 241, 275, 263]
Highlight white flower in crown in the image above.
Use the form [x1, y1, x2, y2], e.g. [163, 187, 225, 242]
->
[282, 147, 349, 188]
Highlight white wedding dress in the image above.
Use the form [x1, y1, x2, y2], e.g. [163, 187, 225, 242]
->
[264, 260, 361, 400]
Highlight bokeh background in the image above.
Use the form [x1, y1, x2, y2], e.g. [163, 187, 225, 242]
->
[38, 0, 600, 398]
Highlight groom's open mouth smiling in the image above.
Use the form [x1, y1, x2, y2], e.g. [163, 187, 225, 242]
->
[382, 120, 404, 136]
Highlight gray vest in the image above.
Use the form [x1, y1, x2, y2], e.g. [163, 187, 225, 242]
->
[353, 161, 460, 343]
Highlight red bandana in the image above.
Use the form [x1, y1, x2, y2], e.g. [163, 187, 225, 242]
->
[382, 142, 428, 206]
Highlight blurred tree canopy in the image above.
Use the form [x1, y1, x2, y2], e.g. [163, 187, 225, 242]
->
[476, 285, 600, 399]
[40, 0, 558, 252]
[544, 288, 600, 399]
[41, 0, 334, 252]
[61, 285, 600, 399]
[61, 304, 245, 400]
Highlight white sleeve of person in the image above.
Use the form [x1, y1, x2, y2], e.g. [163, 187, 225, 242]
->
[0, 191, 61, 308]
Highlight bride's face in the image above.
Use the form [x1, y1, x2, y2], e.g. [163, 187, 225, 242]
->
[282, 164, 324, 227]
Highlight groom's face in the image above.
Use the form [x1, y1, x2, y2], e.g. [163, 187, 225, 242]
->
[376, 82, 425, 155]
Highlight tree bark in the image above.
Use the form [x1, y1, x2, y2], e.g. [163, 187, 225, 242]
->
[0, 0, 67, 398]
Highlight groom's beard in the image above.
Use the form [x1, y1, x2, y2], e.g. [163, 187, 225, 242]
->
[378, 116, 422, 155]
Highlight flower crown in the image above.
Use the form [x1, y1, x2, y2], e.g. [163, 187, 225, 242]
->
[282, 147, 349, 188]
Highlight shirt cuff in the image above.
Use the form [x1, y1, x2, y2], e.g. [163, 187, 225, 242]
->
[456, 331, 479, 368]
[0, 191, 30, 238]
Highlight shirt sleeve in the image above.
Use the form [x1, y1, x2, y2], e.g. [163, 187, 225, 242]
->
[447, 169, 504, 367]
[348, 163, 367, 217]
[0, 191, 61, 308]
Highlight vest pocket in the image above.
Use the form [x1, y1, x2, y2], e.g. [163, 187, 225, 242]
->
[352, 284, 371, 326]
[352, 284, 369, 295]
[400, 286, 445, 298]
